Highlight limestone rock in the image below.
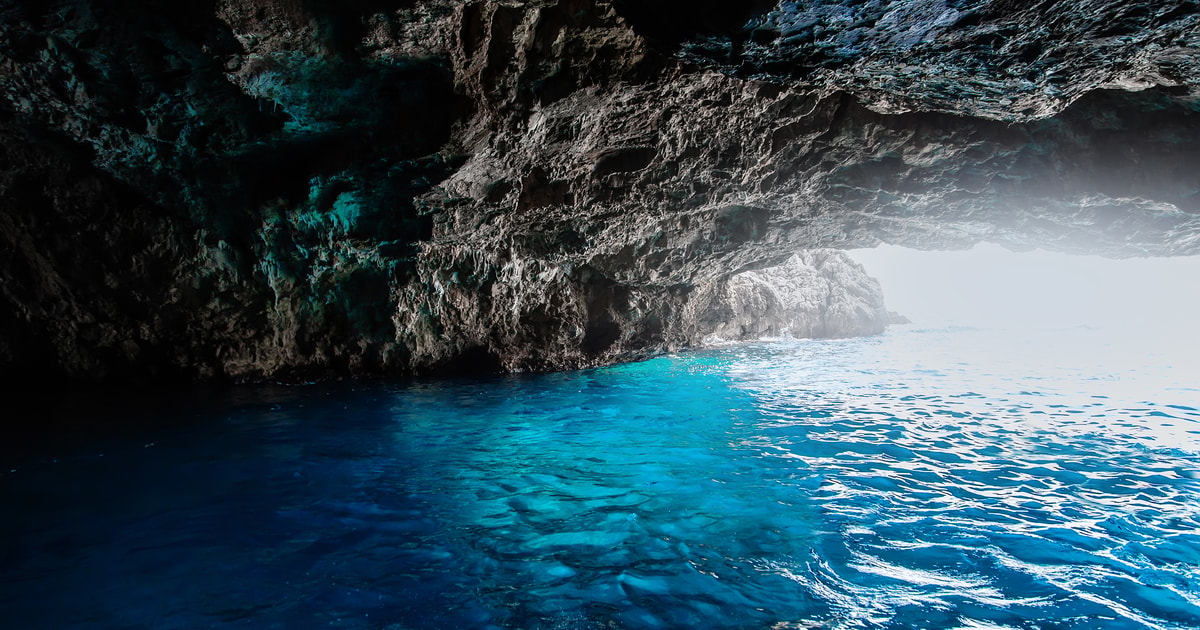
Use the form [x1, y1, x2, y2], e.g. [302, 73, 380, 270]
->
[0, 1, 1197, 385]
[704, 251, 896, 342]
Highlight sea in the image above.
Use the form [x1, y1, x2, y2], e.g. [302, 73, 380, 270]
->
[2, 324, 1198, 629]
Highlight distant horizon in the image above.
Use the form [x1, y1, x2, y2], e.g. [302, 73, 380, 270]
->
[848, 243, 1200, 332]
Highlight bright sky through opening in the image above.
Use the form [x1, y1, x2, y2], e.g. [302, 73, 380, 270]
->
[849, 243, 1200, 331]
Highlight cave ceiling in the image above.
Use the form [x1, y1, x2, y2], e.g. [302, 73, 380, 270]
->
[0, 0, 1198, 382]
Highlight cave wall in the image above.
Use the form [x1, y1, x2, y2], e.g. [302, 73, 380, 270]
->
[705, 251, 904, 343]
[1, 0, 1198, 384]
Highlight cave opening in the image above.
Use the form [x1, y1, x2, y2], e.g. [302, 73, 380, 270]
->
[850, 242, 1200, 332]
[846, 243, 1200, 409]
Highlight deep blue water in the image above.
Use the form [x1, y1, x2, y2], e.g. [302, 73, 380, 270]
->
[3, 326, 1199, 629]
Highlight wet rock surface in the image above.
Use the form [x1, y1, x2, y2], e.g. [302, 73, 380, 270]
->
[1, 0, 1198, 384]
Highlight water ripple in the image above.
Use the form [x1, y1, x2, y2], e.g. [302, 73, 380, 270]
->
[1, 327, 1198, 628]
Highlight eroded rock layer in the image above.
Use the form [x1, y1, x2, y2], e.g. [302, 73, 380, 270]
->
[1, 0, 1198, 383]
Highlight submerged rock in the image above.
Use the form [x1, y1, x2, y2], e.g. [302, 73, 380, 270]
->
[0, 1, 1197, 384]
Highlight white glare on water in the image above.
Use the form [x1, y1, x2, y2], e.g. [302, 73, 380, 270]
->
[847, 244, 1200, 421]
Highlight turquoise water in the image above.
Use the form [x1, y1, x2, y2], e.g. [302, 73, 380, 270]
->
[3, 326, 1199, 629]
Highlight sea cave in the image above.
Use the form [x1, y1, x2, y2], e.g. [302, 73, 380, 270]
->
[2, 1, 1199, 628]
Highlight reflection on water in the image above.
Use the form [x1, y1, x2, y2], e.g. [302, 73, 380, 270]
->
[2, 326, 1198, 629]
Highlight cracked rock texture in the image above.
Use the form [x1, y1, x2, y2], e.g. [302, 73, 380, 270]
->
[706, 251, 904, 343]
[1, 0, 1198, 385]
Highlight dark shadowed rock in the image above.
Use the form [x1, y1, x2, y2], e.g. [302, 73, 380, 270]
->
[0, 0, 1197, 385]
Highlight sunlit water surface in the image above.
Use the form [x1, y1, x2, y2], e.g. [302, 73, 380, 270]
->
[3, 326, 1199, 629]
